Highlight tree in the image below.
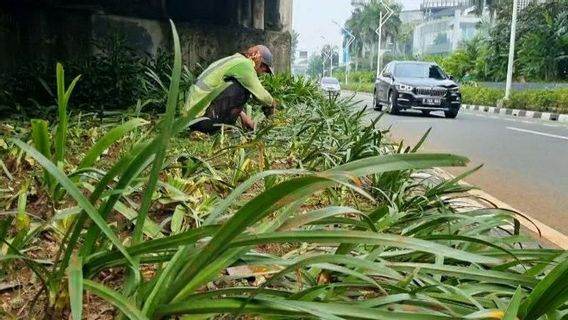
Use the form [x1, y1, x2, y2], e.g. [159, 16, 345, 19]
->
[433, 0, 568, 82]
[472, 0, 501, 24]
[291, 30, 300, 64]
[307, 54, 323, 78]
[517, 3, 568, 80]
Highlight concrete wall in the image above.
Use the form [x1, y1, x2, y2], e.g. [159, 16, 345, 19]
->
[0, 0, 292, 72]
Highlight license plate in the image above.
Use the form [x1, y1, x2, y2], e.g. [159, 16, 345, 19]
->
[423, 98, 441, 105]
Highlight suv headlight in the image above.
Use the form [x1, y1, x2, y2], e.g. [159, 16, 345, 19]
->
[395, 83, 414, 92]
[449, 87, 460, 92]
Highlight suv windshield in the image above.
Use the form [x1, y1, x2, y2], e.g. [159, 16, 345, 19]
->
[394, 63, 447, 80]
[322, 78, 339, 85]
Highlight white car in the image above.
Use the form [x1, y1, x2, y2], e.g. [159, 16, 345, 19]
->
[320, 77, 341, 96]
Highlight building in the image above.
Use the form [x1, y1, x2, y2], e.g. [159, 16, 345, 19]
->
[351, 0, 371, 5]
[400, 10, 424, 25]
[0, 0, 294, 72]
[292, 50, 309, 75]
[412, 0, 479, 56]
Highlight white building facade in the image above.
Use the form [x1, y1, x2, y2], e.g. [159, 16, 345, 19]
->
[412, 0, 480, 56]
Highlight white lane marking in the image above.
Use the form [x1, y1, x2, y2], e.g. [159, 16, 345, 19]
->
[507, 127, 568, 141]
[463, 110, 568, 129]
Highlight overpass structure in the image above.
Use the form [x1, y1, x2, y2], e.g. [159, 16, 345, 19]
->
[0, 0, 293, 72]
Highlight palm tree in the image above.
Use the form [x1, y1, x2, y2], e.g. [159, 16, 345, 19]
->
[343, 0, 402, 71]
[472, 0, 501, 24]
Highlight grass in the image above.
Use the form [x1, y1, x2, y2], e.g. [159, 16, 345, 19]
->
[1, 23, 567, 319]
[342, 82, 374, 94]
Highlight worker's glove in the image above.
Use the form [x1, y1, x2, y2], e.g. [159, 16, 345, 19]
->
[262, 106, 275, 117]
[262, 99, 277, 117]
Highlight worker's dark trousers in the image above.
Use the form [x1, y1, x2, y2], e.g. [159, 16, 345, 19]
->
[190, 81, 251, 134]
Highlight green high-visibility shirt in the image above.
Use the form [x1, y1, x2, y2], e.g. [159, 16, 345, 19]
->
[183, 53, 274, 116]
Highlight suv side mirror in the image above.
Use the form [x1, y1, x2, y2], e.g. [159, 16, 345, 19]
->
[383, 71, 392, 78]
[449, 75, 455, 80]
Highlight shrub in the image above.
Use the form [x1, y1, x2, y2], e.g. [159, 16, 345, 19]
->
[462, 86, 568, 113]
[342, 82, 374, 93]
[0, 35, 195, 119]
[461, 86, 503, 106]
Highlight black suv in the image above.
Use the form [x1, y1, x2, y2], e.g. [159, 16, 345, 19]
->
[373, 61, 461, 118]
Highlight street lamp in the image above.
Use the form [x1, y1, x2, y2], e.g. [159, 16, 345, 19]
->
[333, 20, 356, 84]
[375, 0, 394, 79]
[320, 36, 331, 77]
[321, 36, 335, 77]
[504, 0, 519, 100]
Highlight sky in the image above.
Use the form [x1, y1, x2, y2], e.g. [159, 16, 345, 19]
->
[293, 0, 420, 54]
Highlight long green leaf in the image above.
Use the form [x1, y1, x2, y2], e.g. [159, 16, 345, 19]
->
[230, 230, 502, 265]
[503, 287, 524, 320]
[31, 119, 55, 190]
[386, 262, 536, 286]
[10, 139, 135, 268]
[327, 153, 468, 177]
[53, 140, 151, 299]
[132, 20, 181, 246]
[83, 280, 148, 320]
[277, 206, 361, 231]
[83, 226, 219, 276]
[54, 63, 81, 165]
[156, 297, 453, 319]
[522, 252, 568, 319]
[55, 62, 65, 163]
[78, 118, 148, 169]
[203, 169, 310, 225]
[125, 20, 183, 299]
[68, 255, 83, 320]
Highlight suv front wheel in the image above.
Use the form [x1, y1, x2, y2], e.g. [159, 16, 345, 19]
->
[373, 91, 383, 111]
[445, 110, 459, 119]
[388, 91, 400, 115]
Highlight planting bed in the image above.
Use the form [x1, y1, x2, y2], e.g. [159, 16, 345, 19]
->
[1, 24, 567, 319]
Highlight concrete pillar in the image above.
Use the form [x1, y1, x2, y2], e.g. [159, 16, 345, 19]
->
[264, 0, 292, 32]
[280, 0, 293, 33]
[252, 0, 265, 30]
[238, 0, 252, 28]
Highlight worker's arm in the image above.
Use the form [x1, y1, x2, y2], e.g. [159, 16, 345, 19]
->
[226, 61, 274, 106]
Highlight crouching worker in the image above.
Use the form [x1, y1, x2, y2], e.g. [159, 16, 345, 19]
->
[185, 45, 277, 134]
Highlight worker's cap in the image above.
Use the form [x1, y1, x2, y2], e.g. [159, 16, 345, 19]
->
[256, 45, 274, 74]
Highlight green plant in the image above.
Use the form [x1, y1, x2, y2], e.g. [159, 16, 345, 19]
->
[342, 82, 374, 93]
[461, 85, 568, 113]
[3, 21, 568, 320]
[0, 35, 197, 118]
[29, 63, 80, 198]
[461, 86, 503, 106]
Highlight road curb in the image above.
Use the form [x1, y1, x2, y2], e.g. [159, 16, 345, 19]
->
[463, 104, 568, 123]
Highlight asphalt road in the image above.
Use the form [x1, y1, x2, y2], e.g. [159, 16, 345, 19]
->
[349, 92, 568, 235]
